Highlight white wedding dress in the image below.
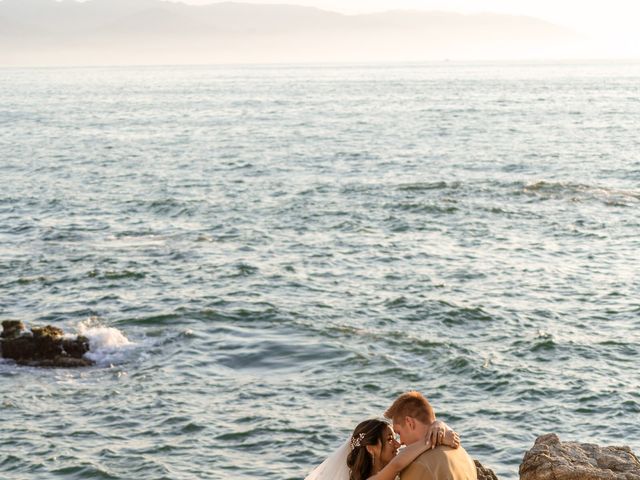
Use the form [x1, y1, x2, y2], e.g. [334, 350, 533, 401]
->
[304, 438, 351, 480]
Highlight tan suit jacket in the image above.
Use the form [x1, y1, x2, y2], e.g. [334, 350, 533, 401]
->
[400, 446, 477, 480]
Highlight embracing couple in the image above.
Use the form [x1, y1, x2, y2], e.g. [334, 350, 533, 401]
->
[305, 391, 477, 480]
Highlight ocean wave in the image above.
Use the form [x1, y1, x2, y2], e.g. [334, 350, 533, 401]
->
[213, 333, 347, 372]
[397, 181, 461, 192]
[119, 313, 184, 326]
[384, 201, 459, 215]
[76, 319, 138, 367]
[522, 180, 640, 206]
[87, 269, 146, 281]
[118, 198, 197, 218]
[95, 233, 167, 249]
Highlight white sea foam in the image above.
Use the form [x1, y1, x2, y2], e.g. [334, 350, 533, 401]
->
[76, 320, 137, 366]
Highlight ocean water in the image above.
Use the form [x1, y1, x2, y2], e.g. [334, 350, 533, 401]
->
[0, 62, 639, 479]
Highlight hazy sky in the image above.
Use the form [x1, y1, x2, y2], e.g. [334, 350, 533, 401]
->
[169, 0, 639, 50]
[5, 0, 637, 65]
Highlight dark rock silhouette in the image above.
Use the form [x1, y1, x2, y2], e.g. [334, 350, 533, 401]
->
[1, 320, 25, 339]
[1, 320, 93, 367]
[520, 433, 640, 480]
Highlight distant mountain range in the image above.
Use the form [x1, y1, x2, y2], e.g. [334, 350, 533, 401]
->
[0, 0, 589, 66]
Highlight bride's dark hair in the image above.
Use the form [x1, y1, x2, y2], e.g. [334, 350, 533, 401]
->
[346, 419, 389, 480]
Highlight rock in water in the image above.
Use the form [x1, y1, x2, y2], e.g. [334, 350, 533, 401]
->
[519, 433, 640, 480]
[475, 459, 499, 480]
[0, 321, 93, 368]
[1, 320, 25, 339]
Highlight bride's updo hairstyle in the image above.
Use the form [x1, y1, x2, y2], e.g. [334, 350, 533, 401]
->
[346, 419, 388, 480]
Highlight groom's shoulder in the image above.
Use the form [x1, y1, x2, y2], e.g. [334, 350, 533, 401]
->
[401, 446, 477, 480]
[415, 445, 472, 463]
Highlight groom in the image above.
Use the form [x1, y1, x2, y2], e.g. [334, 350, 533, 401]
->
[385, 391, 477, 480]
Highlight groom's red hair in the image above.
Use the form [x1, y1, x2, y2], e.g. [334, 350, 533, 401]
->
[384, 391, 436, 425]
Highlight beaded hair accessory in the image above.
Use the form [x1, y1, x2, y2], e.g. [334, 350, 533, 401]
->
[350, 432, 366, 450]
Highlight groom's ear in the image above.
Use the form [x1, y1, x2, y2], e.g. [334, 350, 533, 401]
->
[405, 416, 415, 430]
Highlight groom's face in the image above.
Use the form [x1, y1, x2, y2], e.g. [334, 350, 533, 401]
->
[392, 417, 419, 445]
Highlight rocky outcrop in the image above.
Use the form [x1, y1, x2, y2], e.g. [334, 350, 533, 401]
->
[1, 320, 25, 339]
[520, 433, 640, 480]
[475, 459, 499, 480]
[1, 320, 93, 367]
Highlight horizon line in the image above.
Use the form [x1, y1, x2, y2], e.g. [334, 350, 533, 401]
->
[3, 57, 640, 70]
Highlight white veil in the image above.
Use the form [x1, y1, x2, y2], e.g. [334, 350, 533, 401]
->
[304, 438, 351, 480]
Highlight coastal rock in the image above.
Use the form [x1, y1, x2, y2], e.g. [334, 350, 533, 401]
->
[1, 321, 93, 368]
[519, 433, 640, 480]
[1, 320, 25, 339]
[475, 459, 499, 480]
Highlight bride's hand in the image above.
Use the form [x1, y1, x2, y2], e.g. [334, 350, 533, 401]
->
[424, 421, 460, 449]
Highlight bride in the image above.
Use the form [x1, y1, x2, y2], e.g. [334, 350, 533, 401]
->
[305, 418, 459, 480]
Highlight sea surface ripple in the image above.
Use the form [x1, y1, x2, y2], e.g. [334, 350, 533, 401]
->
[1, 62, 639, 479]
